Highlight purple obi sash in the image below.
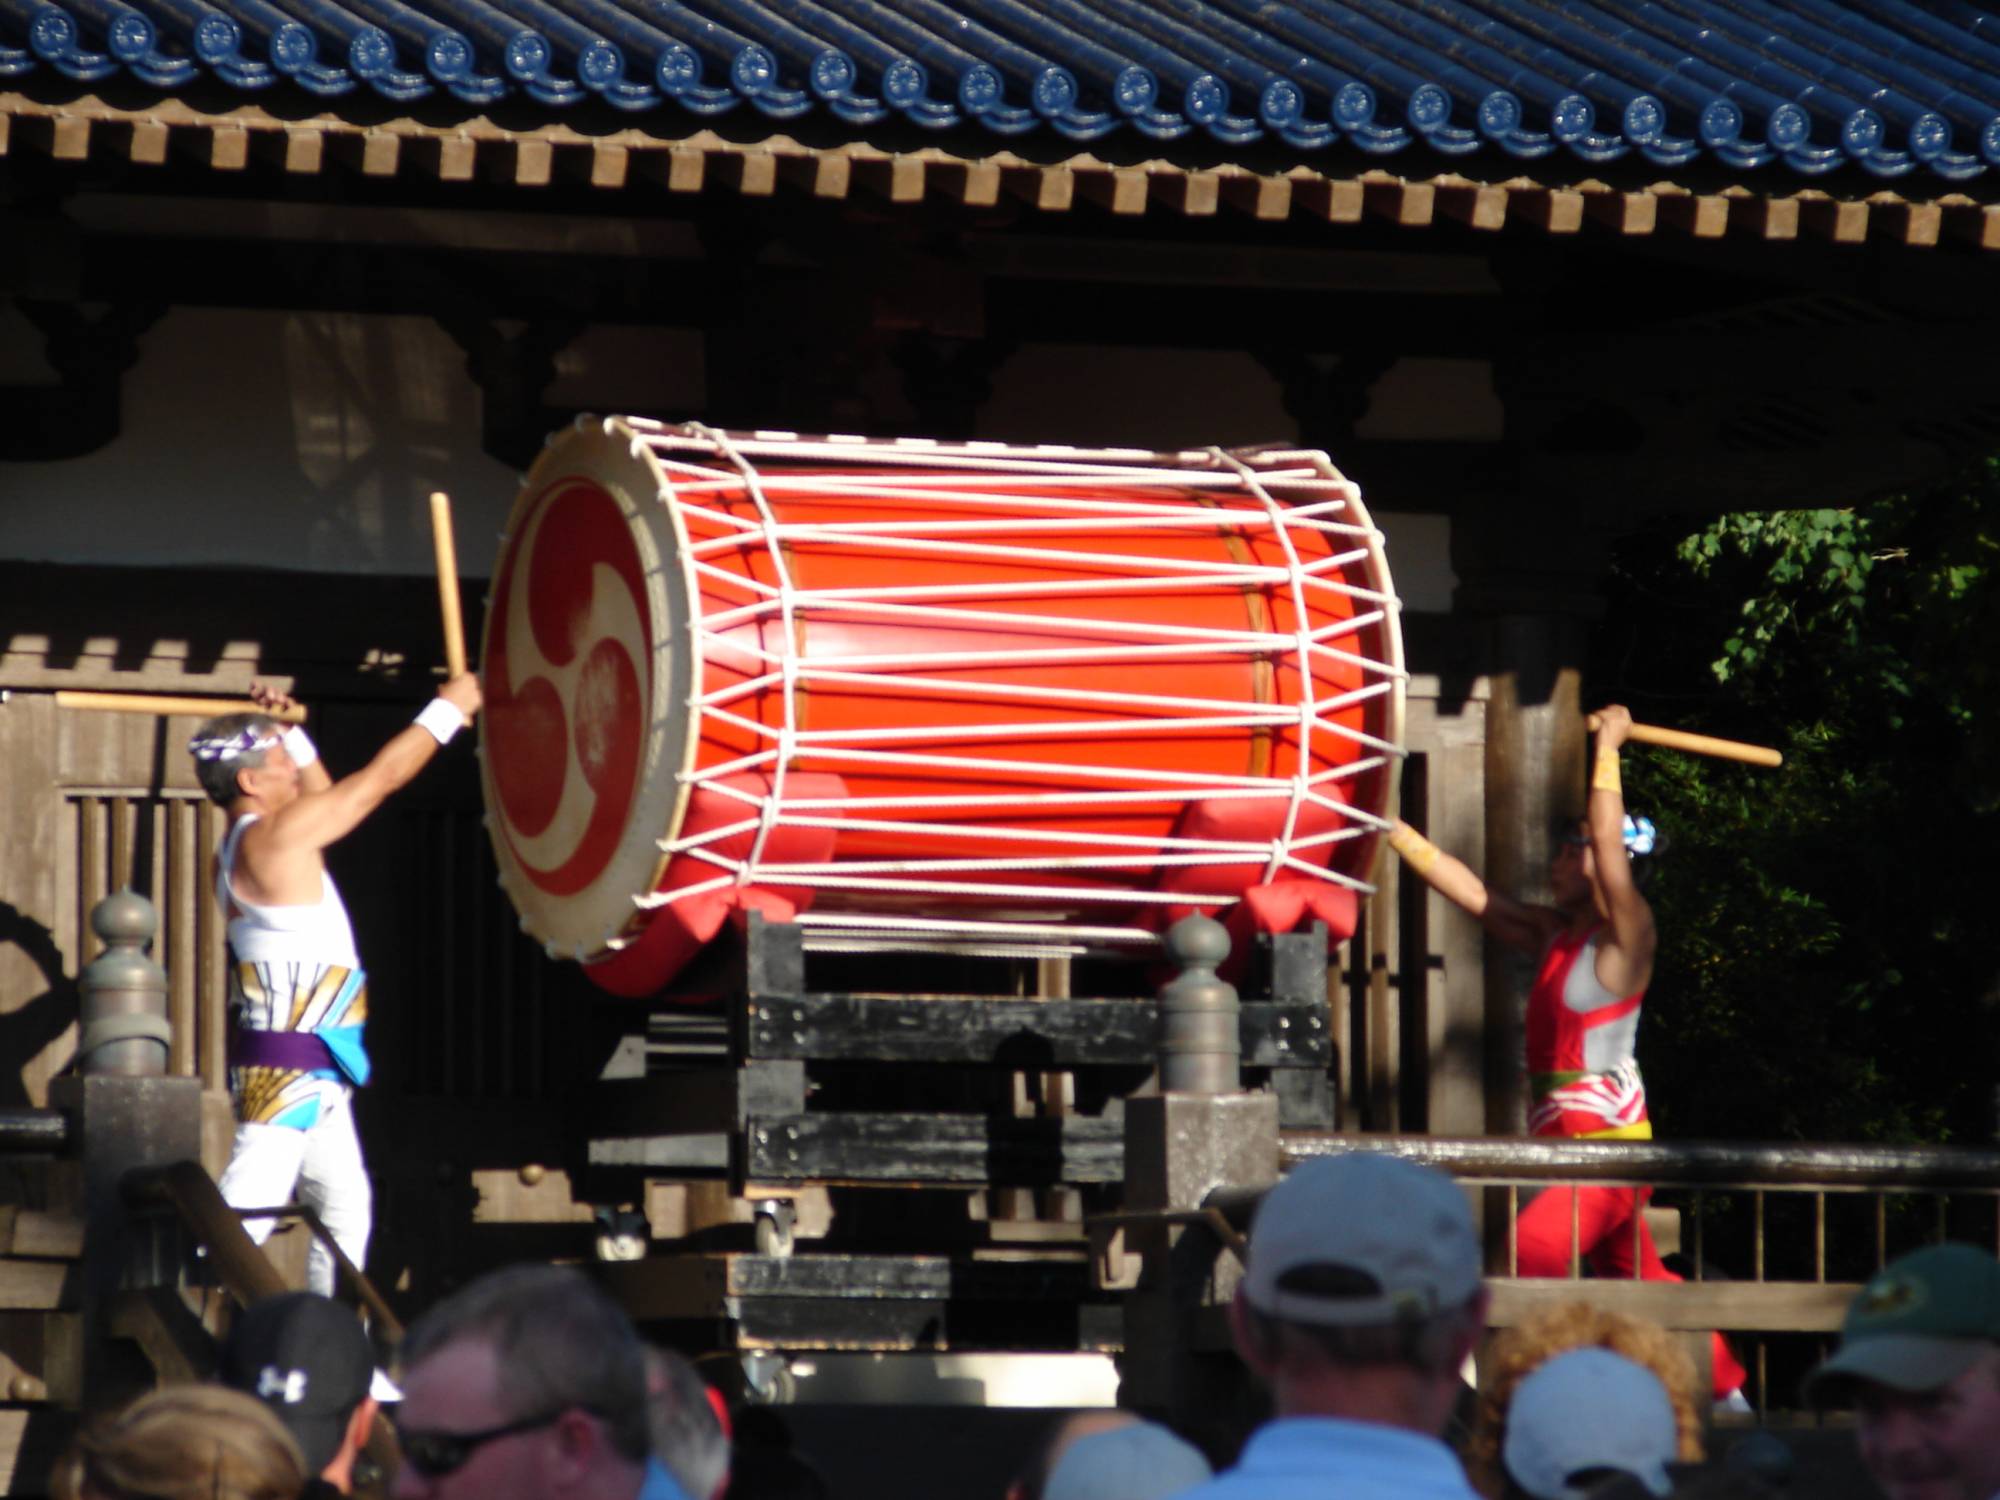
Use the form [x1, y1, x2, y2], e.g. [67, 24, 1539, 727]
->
[228, 1028, 336, 1072]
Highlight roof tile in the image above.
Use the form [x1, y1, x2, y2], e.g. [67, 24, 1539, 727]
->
[10, 0, 2000, 183]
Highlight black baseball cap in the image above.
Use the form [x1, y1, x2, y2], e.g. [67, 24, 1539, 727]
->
[219, 1293, 377, 1475]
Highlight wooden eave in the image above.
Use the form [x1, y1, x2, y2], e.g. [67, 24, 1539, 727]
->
[7, 89, 2000, 251]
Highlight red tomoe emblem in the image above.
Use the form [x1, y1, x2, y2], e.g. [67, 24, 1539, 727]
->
[486, 481, 650, 898]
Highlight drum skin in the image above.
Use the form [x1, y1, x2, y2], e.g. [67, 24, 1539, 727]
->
[480, 419, 1403, 995]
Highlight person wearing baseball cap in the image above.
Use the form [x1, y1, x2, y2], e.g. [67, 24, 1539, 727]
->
[1176, 1151, 1488, 1500]
[1804, 1242, 2000, 1500]
[1041, 1419, 1213, 1500]
[1500, 1348, 1679, 1500]
[219, 1291, 383, 1495]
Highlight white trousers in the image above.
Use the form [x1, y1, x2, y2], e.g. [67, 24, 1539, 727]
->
[216, 1082, 372, 1298]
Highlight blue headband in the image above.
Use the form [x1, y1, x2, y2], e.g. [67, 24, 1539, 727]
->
[1622, 815, 1658, 857]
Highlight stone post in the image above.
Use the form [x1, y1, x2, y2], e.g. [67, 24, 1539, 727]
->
[75, 890, 171, 1078]
[53, 892, 204, 1407]
[1156, 916, 1240, 1097]
[1119, 918, 1280, 1457]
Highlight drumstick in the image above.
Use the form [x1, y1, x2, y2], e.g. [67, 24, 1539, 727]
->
[1587, 715, 1782, 768]
[429, 490, 469, 679]
[428, 490, 476, 728]
[55, 691, 309, 725]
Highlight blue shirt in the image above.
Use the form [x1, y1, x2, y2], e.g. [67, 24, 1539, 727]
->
[1176, 1416, 1482, 1500]
[638, 1457, 695, 1500]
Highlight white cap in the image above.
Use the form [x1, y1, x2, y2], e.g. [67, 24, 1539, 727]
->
[1503, 1349, 1677, 1500]
[1042, 1421, 1213, 1500]
[1242, 1153, 1481, 1326]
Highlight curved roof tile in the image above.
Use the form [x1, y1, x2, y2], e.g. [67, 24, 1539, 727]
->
[8, 0, 2000, 180]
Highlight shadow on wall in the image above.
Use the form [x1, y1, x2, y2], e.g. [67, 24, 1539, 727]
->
[0, 307, 518, 577]
[0, 905, 78, 1110]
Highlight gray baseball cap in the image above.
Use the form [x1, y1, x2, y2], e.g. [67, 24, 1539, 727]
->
[1503, 1349, 1677, 1500]
[1242, 1153, 1481, 1326]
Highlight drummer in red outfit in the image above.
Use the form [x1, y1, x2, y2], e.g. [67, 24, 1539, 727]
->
[1384, 704, 1747, 1405]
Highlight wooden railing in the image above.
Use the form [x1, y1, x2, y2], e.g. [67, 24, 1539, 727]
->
[1242, 1133, 2000, 1407]
[121, 1161, 403, 1343]
[117, 1161, 404, 1485]
[65, 789, 229, 1089]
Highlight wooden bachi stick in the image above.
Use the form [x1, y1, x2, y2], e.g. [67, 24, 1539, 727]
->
[55, 691, 308, 725]
[1588, 715, 1783, 768]
[429, 490, 469, 679]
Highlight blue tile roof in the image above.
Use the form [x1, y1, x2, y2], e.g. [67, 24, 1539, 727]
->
[8, 0, 2000, 181]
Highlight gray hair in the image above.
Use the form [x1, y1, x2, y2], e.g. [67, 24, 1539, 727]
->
[644, 1346, 729, 1500]
[401, 1264, 651, 1464]
[188, 713, 279, 807]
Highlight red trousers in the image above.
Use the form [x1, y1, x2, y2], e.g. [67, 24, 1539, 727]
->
[1516, 1183, 1747, 1400]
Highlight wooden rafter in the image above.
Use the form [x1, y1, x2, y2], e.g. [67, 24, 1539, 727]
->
[7, 90, 2000, 251]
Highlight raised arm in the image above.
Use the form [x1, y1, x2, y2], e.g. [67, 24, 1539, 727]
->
[1385, 820, 1564, 956]
[250, 674, 482, 863]
[1582, 705, 1656, 996]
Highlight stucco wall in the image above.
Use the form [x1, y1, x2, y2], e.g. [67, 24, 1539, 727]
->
[1, 306, 518, 575]
[0, 306, 1462, 610]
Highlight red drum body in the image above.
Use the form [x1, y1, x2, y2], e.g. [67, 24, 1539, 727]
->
[480, 419, 1405, 996]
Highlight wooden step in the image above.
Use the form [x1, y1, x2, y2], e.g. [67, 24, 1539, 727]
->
[0, 1264, 76, 1314]
[0, 1409, 75, 1498]
[0, 1312, 81, 1404]
[0, 1208, 84, 1261]
[599, 1252, 1122, 1353]
[741, 1112, 1126, 1187]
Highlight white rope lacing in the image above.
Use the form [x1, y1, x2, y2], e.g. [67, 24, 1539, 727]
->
[685, 424, 795, 889]
[632, 428, 1403, 920]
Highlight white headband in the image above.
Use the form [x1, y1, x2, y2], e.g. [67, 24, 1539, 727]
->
[187, 726, 280, 763]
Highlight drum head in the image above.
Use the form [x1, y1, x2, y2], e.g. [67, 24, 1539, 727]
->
[480, 420, 695, 958]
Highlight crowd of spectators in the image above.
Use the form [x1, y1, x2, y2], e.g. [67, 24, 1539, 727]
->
[49, 1152, 2000, 1500]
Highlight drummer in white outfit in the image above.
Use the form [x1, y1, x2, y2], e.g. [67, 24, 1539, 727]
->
[188, 673, 481, 1296]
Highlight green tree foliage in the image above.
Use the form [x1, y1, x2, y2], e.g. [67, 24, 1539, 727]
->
[1597, 462, 2000, 1147]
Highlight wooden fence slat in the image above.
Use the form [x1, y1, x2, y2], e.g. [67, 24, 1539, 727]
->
[78, 800, 104, 964]
[1368, 866, 1399, 1131]
[1488, 1278, 1857, 1332]
[169, 799, 196, 1076]
[198, 801, 227, 1091]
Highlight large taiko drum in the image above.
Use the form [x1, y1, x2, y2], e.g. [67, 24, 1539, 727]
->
[480, 418, 1405, 996]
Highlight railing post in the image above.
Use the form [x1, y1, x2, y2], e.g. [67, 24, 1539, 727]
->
[1156, 915, 1242, 1096]
[52, 891, 205, 1405]
[1120, 916, 1279, 1449]
[76, 890, 172, 1077]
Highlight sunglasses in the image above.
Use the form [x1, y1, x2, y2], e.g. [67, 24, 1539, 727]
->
[393, 1408, 569, 1479]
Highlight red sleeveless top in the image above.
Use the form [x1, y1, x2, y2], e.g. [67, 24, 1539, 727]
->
[1525, 926, 1650, 1140]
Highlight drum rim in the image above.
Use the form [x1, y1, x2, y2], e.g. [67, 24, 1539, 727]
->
[1270, 444, 1404, 886]
[479, 416, 698, 958]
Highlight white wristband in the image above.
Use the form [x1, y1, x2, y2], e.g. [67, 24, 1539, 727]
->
[415, 698, 463, 746]
[280, 725, 318, 768]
